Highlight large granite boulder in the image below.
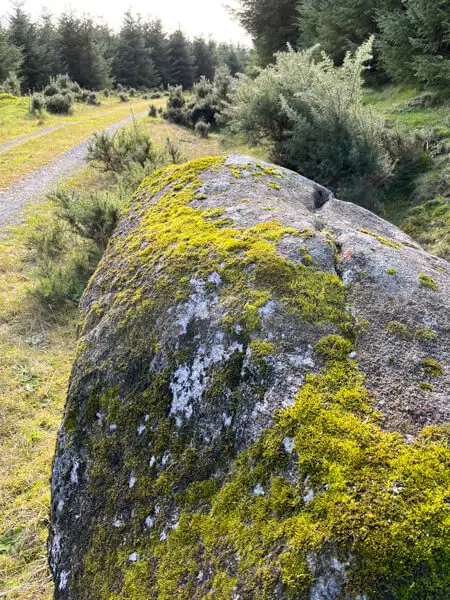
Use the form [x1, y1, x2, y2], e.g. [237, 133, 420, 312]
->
[50, 156, 450, 600]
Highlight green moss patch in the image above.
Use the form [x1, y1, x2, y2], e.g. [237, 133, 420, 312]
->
[419, 273, 438, 291]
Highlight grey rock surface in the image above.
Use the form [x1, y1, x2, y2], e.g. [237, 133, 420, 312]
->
[49, 155, 449, 600]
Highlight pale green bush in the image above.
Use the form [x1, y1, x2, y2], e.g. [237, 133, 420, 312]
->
[227, 38, 394, 206]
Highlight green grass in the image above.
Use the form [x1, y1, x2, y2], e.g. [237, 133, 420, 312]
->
[364, 85, 450, 258]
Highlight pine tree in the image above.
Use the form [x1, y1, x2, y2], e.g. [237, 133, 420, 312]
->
[8, 3, 41, 90]
[192, 37, 216, 81]
[144, 19, 170, 87]
[57, 13, 112, 89]
[114, 11, 160, 89]
[35, 10, 61, 87]
[298, 0, 378, 64]
[377, 0, 450, 87]
[232, 0, 300, 66]
[168, 30, 195, 89]
[0, 26, 22, 83]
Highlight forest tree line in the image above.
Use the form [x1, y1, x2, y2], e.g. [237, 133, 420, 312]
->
[234, 0, 450, 88]
[0, 4, 250, 92]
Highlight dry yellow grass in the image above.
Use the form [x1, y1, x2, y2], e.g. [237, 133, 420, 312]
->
[0, 98, 163, 189]
[0, 209, 76, 599]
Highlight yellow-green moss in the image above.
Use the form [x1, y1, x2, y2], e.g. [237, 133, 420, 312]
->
[386, 268, 397, 276]
[421, 358, 443, 377]
[419, 273, 438, 291]
[387, 321, 410, 337]
[360, 229, 402, 249]
[315, 334, 353, 362]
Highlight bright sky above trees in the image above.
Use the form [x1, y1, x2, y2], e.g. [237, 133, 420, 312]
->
[19, 0, 250, 43]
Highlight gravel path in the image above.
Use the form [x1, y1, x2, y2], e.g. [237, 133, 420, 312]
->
[0, 110, 147, 236]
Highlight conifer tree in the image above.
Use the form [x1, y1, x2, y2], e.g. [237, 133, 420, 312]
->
[114, 11, 160, 89]
[0, 26, 22, 83]
[233, 0, 300, 66]
[8, 3, 41, 90]
[168, 29, 195, 88]
[192, 37, 216, 81]
[144, 19, 170, 87]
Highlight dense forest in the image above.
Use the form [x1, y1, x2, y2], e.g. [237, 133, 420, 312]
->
[0, 4, 250, 92]
[235, 0, 450, 88]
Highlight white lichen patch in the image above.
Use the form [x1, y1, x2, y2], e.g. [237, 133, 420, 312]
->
[129, 472, 136, 489]
[57, 499, 65, 513]
[145, 516, 154, 528]
[59, 571, 70, 591]
[149, 455, 156, 468]
[282, 437, 294, 454]
[175, 278, 213, 335]
[208, 271, 222, 286]
[169, 334, 243, 425]
[137, 424, 146, 435]
[128, 553, 139, 562]
[109, 423, 117, 432]
[223, 413, 232, 427]
[253, 484, 265, 496]
[70, 461, 79, 484]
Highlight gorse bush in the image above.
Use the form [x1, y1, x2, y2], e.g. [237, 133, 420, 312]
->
[148, 103, 157, 117]
[45, 93, 73, 114]
[30, 93, 45, 114]
[44, 82, 60, 97]
[51, 188, 123, 254]
[118, 92, 129, 102]
[227, 38, 394, 206]
[1, 71, 21, 96]
[87, 122, 155, 173]
[165, 67, 234, 130]
[195, 119, 210, 138]
[165, 85, 186, 124]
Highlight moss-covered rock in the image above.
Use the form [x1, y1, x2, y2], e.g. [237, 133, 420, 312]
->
[50, 156, 450, 600]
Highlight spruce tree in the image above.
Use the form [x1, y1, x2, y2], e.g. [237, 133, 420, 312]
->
[232, 0, 300, 66]
[0, 26, 22, 83]
[298, 0, 378, 64]
[114, 11, 160, 89]
[192, 37, 216, 81]
[8, 3, 41, 90]
[168, 30, 195, 89]
[377, 0, 450, 87]
[144, 19, 170, 87]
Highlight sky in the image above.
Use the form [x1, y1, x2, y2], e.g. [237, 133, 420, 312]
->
[19, 0, 251, 44]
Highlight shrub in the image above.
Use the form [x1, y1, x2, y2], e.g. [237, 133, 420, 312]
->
[116, 83, 124, 93]
[30, 93, 45, 115]
[70, 81, 81, 94]
[195, 119, 211, 138]
[46, 93, 73, 115]
[129, 88, 137, 97]
[227, 38, 394, 207]
[1, 71, 21, 96]
[148, 104, 157, 117]
[86, 122, 155, 174]
[165, 85, 186, 124]
[103, 88, 111, 97]
[29, 253, 93, 310]
[54, 73, 72, 90]
[44, 82, 60, 97]
[151, 91, 162, 99]
[50, 188, 123, 254]
[118, 92, 129, 103]
[87, 92, 101, 106]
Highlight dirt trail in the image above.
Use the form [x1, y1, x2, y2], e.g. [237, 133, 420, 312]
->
[0, 110, 147, 236]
